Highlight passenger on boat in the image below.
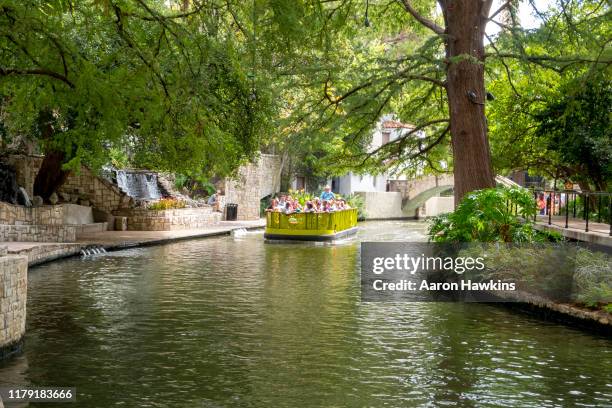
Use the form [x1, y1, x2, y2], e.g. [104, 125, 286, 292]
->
[304, 201, 315, 212]
[278, 195, 287, 209]
[320, 185, 335, 201]
[266, 198, 279, 212]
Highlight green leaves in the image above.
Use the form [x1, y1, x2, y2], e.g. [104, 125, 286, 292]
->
[0, 0, 271, 177]
[428, 187, 539, 243]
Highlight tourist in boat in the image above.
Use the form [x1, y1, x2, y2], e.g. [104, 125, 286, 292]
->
[266, 198, 279, 212]
[320, 185, 335, 201]
[322, 200, 331, 212]
[278, 194, 287, 209]
[304, 201, 315, 212]
[282, 202, 292, 214]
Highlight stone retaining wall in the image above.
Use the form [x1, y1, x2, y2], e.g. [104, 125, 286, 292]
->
[0, 202, 77, 242]
[6, 155, 131, 214]
[9, 243, 83, 266]
[59, 166, 131, 213]
[0, 224, 77, 242]
[357, 191, 404, 219]
[224, 154, 281, 221]
[0, 201, 64, 225]
[114, 207, 222, 231]
[0, 252, 27, 360]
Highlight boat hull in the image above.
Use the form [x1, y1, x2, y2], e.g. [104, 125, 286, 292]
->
[264, 226, 359, 242]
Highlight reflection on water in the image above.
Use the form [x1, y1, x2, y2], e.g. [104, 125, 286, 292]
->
[0, 221, 610, 407]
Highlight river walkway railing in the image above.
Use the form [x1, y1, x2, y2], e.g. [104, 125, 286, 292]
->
[531, 189, 611, 236]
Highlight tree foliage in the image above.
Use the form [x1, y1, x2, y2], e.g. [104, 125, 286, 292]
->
[262, 0, 610, 198]
[486, 0, 611, 190]
[0, 0, 270, 177]
[0, 0, 609, 199]
[428, 187, 539, 243]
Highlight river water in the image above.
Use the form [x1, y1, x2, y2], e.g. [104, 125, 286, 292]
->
[0, 221, 610, 407]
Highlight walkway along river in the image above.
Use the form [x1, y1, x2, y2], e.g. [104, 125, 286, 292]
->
[0, 221, 610, 407]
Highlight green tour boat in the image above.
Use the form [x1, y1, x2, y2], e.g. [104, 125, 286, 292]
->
[264, 209, 359, 241]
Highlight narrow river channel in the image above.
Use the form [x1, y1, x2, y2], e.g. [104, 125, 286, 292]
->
[0, 221, 610, 407]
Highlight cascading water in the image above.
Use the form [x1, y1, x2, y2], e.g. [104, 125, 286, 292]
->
[115, 170, 162, 200]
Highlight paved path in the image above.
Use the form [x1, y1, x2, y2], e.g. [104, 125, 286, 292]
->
[76, 219, 265, 248]
[2, 219, 266, 265]
[535, 215, 611, 247]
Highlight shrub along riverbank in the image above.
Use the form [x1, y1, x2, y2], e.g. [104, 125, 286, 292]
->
[427, 187, 611, 325]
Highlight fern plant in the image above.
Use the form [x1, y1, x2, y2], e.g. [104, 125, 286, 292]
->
[428, 187, 538, 243]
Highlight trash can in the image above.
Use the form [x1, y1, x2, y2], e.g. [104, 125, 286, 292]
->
[226, 203, 238, 221]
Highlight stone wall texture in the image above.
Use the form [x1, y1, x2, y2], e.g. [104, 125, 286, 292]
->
[0, 202, 77, 242]
[224, 154, 281, 221]
[59, 166, 131, 213]
[0, 253, 27, 360]
[9, 243, 82, 266]
[0, 201, 65, 225]
[114, 207, 222, 231]
[0, 224, 76, 243]
[388, 174, 454, 200]
[4, 155, 42, 199]
[7, 154, 130, 214]
[357, 191, 404, 219]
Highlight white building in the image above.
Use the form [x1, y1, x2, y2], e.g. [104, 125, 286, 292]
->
[331, 114, 418, 195]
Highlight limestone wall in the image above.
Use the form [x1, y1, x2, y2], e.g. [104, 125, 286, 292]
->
[59, 166, 131, 213]
[0, 224, 76, 243]
[6, 154, 130, 213]
[0, 202, 79, 242]
[114, 207, 221, 231]
[389, 174, 454, 200]
[224, 154, 281, 221]
[0, 201, 65, 225]
[357, 191, 404, 219]
[0, 251, 27, 360]
[423, 196, 454, 217]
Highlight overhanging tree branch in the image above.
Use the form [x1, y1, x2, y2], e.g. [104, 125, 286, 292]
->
[0, 67, 74, 88]
[399, 0, 444, 35]
[488, 0, 514, 21]
[356, 118, 450, 166]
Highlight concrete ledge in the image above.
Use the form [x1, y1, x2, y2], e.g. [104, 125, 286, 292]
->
[534, 223, 612, 247]
[488, 289, 611, 335]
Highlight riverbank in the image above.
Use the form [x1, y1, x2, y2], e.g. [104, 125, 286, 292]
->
[2, 219, 265, 266]
[489, 290, 611, 335]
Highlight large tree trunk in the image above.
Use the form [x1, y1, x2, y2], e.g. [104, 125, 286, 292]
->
[33, 110, 69, 201]
[441, 0, 496, 205]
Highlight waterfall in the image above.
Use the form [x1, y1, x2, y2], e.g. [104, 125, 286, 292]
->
[115, 170, 162, 200]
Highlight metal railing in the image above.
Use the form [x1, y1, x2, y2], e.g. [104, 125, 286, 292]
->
[532, 189, 612, 236]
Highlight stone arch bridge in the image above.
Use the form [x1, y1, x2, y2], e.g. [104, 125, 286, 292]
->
[388, 174, 519, 218]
